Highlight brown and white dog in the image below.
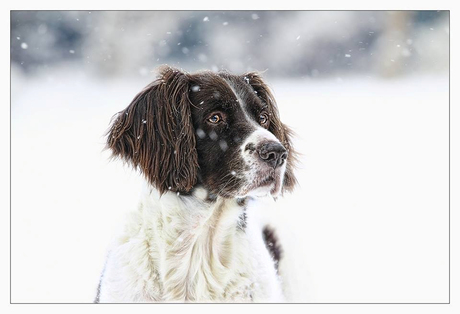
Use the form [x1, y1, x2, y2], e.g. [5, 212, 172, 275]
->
[96, 65, 297, 302]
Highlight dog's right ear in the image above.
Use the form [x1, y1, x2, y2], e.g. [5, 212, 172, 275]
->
[106, 66, 198, 194]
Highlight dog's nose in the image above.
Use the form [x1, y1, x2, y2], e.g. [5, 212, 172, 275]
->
[258, 141, 288, 168]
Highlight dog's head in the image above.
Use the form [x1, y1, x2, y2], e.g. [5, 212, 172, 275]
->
[107, 65, 297, 198]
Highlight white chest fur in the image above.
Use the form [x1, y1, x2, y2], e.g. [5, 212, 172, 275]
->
[97, 186, 283, 302]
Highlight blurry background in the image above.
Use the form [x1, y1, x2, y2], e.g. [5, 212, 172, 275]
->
[11, 11, 449, 303]
[11, 11, 449, 78]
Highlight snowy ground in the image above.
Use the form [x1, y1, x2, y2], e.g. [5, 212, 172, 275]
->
[11, 66, 449, 303]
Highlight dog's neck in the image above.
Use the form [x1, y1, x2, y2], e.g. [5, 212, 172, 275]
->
[138, 184, 251, 301]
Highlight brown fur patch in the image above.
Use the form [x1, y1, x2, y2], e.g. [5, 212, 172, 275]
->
[106, 66, 198, 194]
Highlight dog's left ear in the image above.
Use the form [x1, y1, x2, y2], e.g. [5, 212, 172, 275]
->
[243, 72, 298, 192]
[106, 66, 198, 194]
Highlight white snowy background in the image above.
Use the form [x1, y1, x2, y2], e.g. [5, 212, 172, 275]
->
[10, 11, 449, 303]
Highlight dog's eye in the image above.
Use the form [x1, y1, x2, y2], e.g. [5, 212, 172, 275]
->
[208, 114, 222, 124]
[259, 113, 269, 125]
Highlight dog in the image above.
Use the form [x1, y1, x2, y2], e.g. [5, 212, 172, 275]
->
[96, 65, 297, 302]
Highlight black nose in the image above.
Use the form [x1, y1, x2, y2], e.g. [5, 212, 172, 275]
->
[258, 141, 288, 168]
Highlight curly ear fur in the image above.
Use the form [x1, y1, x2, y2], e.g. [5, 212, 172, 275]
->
[106, 66, 198, 194]
[243, 72, 298, 192]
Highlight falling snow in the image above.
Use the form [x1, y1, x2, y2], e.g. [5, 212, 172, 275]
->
[219, 140, 228, 151]
[139, 68, 149, 76]
[209, 130, 218, 141]
[402, 49, 411, 57]
[198, 54, 208, 62]
[196, 128, 206, 139]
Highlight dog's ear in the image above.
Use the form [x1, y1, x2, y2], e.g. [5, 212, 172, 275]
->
[106, 65, 198, 194]
[243, 72, 298, 192]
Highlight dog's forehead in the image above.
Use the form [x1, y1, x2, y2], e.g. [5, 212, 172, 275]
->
[189, 71, 265, 111]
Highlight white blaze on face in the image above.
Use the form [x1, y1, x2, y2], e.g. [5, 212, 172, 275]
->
[239, 128, 287, 198]
[224, 78, 261, 130]
[223, 77, 286, 197]
[244, 128, 280, 146]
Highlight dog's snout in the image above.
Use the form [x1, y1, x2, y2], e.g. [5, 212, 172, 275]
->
[258, 141, 287, 168]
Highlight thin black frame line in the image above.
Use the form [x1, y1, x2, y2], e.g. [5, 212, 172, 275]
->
[9, 9, 451, 305]
[9, 302, 452, 305]
[9, 9, 12, 305]
[9, 9, 450, 12]
[448, 9, 451, 305]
